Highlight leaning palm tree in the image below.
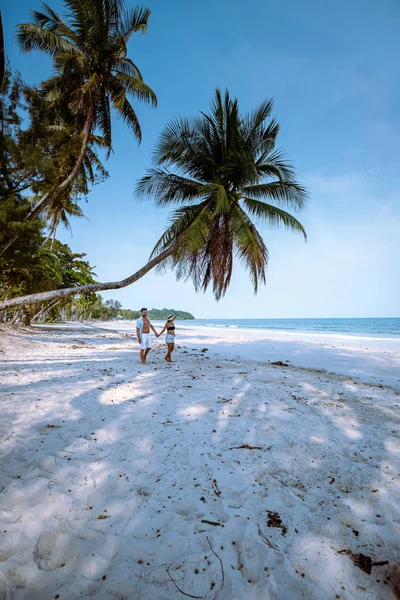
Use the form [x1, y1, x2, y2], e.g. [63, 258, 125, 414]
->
[0, 90, 308, 312]
[1, 0, 156, 256]
[137, 89, 307, 299]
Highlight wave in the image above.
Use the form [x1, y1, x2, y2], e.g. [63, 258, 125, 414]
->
[181, 323, 400, 343]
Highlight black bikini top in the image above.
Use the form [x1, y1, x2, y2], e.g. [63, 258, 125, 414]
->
[167, 325, 175, 331]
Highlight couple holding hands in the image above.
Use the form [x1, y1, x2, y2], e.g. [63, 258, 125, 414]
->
[136, 308, 176, 364]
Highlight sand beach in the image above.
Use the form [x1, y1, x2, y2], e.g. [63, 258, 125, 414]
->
[0, 322, 400, 599]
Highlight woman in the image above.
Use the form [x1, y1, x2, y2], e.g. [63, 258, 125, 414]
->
[158, 315, 176, 362]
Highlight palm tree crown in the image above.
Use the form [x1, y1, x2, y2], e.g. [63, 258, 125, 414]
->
[137, 89, 308, 300]
[17, 0, 157, 151]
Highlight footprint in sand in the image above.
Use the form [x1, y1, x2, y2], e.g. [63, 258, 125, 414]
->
[3, 567, 28, 592]
[33, 532, 78, 570]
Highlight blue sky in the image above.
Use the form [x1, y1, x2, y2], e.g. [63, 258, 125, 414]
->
[3, 0, 400, 318]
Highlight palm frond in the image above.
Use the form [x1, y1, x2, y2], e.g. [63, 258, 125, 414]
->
[250, 118, 280, 159]
[242, 198, 307, 238]
[172, 215, 233, 299]
[242, 98, 274, 144]
[63, 0, 103, 45]
[155, 118, 216, 181]
[242, 181, 308, 209]
[69, 72, 100, 114]
[115, 57, 143, 79]
[120, 6, 151, 40]
[96, 92, 112, 154]
[153, 117, 193, 164]
[17, 22, 84, 56]
[136, 169, 212, 205]
[230, 204, 268, 294]
[114, 72, 157, 107]
[150, 201, 211, 259]
[212, 185, 231, 215]
[33, 3, 80, 44]
[256, 149, 297, 181]
[112, 91, 141, 141]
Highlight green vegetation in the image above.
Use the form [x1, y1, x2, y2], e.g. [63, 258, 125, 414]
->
[0, 0, 307, 321]
[134, 308, 194, 321]
[0, 69, 105, 324]
[8, 0, 156, 233]
[27, 299, 194, 323]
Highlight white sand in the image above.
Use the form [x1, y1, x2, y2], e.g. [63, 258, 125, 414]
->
[0, 323, 399, 599]
[106, 320, 400, 387]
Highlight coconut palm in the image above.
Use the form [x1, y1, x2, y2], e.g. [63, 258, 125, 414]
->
[0, 90, 308, 312]
[14, 0, 157, 222]
[137, 89, 308, 299]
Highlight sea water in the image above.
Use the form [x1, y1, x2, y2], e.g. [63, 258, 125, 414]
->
[181, 318, 400, 341]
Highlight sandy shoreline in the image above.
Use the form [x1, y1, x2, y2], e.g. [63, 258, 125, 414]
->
[98, 320, 400, 387]
[1, 324, 400, 599]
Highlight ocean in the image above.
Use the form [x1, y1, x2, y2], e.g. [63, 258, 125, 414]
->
[178, 318, 400, 340]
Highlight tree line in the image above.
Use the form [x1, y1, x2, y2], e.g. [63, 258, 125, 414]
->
[11, 296, 195, 325]
[0, 0, 308, 326]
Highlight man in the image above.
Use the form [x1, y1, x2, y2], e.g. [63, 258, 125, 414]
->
[136, 308, 158, 364]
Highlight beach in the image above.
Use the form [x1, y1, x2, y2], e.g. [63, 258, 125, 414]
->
[0, 322, 400, 599]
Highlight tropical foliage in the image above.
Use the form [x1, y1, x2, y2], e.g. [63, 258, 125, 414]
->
[1, 0, 308, 318]
[2, 0, 156, 255]
[61, 304, 195, 321]
[1, 238, 98, 325]
[0, 71, 107, 246]
[0, 68, 106, 324]
[141, 308, 194, 320]
[137, 89, 307, 300]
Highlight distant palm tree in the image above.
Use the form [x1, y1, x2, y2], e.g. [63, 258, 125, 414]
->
[15, 0, 157, 222]
[137, 89, 307, 299]
[0, 91, 308, 312]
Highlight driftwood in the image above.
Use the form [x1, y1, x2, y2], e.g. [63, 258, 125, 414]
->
[201, 519, 222, 527]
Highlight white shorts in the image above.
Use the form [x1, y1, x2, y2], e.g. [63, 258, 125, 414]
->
[140, 333, 152, 349]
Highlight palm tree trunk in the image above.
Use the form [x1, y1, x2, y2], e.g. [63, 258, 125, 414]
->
[40, 232, 53, 249]
[32, 299, 61, 322]
[30, 108, 94, 220]
[11, 308, 22, 324]
[0, 108, 94, 257]
[0, 248, 173, 311]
